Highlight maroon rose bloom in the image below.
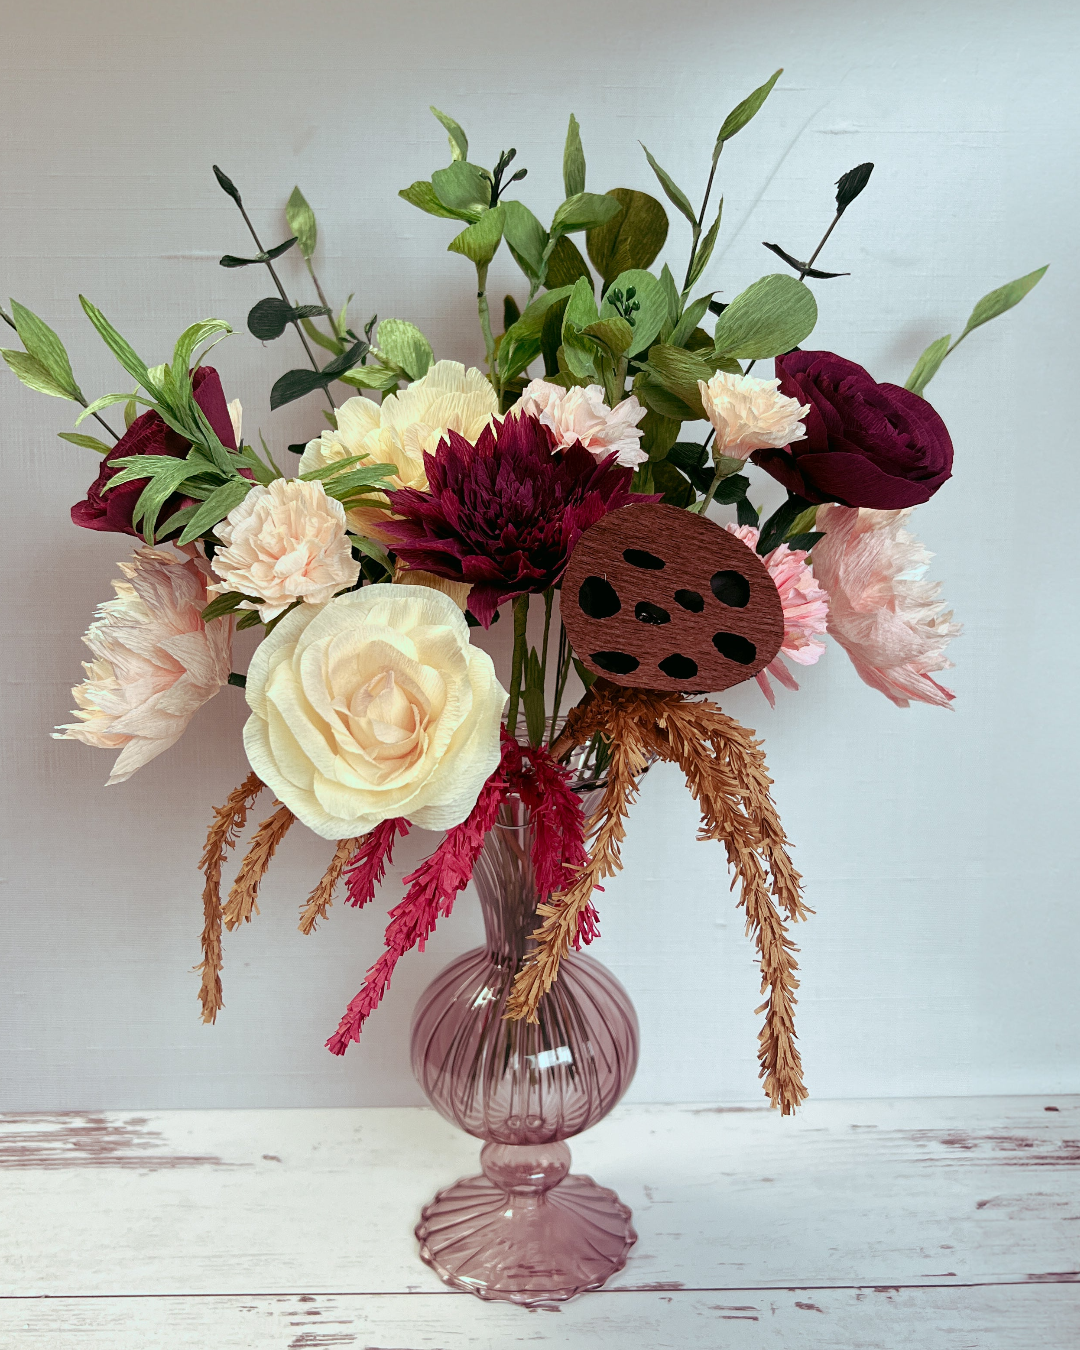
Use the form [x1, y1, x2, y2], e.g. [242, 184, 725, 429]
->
[752, 351, 953, 510]
[71, 365, 238, 538]
[381, 413, 647, 627]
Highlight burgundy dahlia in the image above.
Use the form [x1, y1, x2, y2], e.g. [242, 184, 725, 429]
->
[72, 365, 238, 538]
[381, 413, 646, 627]
[752, 351, 953, 510]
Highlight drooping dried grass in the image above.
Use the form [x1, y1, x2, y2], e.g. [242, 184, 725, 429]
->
[298, 836, 362, 935]
[221, 803, 296, 930]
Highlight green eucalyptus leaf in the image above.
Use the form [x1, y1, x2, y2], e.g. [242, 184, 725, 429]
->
[563, 113, 586, 199]
[581, 316, 634, 359]
[10, 301, 81, 398]
[399, 179, 469, 220]
[544, 235, 592, 289]
[1, 348, 76, 400]
[713, 69, 782, 157]
[57, 431, 112, 454]
[501, 200, 548, 282]
[599, 269, 667, 357]
[447, 203, 504, 266]
[212, 165, 243, 204]
[78, 296, 156, 395]
[712, 274, 817, 359]
[639, 146, 696, 227]
[835, 163, 874, 213]
[286, 186, 318, 259]
[585, 188, 669, 286]
[431, 161, 491, 220]
[960, 265, 1048, 340]
[430, 105, 469, 162]
[265, 237, 297, 262]
[248, 299, 329, 342]
[550, 192, 622, 237]
[904, 334, 952, 398]
[376, 318, 433, 381]
[177, 477, 254, 546]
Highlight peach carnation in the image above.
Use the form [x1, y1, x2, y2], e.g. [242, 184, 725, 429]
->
[207, 477, 359, 622]
[726, 524, 830, 706]
[54, 548, 232, 784]
[699, 371, 809, 462]
[812, 505, 961, 708]
[511, 379, 647, 468]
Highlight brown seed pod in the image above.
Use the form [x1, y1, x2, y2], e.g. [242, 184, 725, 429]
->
[562, 502, 785, 693]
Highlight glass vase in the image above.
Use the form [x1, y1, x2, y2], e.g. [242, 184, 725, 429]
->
[409, 795, 640, 1305]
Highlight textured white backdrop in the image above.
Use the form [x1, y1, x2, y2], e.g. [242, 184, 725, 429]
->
[1, 0, 1076, 1110]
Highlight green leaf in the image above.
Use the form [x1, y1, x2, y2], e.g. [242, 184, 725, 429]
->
[270, 341, 367, 409]
[201, 590, 254, 622]
[668, 291, 716, 349]
[376, 319, 433, 381]
[177, 478, 254, 546]
[286, 186, 318, 259]
[712, 274, 817, 359]
[172, 318, 232, 377]
[235, 609, 263, 631]
[835, 163, 874, 213]
[124, 397, 137, 429]
[398, 179, 469, 220]
[212, 165, 243, 204]
[757, 493, 812, 555]
[447, 203, 504, 266]
[784, 504, 818, 538]
[78, 296, 156, 395]
[563, 113, 586, 199]
[544, 235, 592, 289]
[581, 317, 634, 359]
[500, 200, 548, 282]
[561, 276, 602, 379]
[130, 456, 207, 542]
[572, 656, 597, 691]
[599, 269, 667, 357]
[503, 295, 521, 330]
[75, 391, 146, 425]
[523, 646, 547, 748]
[265, 237, 297, 262]
[57, 431, 112, 454]
[959, 265, 1048, 340]
[658, 264, 682, 329]
[302, 316, 343, 355]
[585, 188, 669, 286]
[904, 334, 952, 398]
[498, 285, 575, 382]
[10, 301, 81, 398]
[640, 146, 696, 227]
[638, 344, 714, 418]
[713, 69, 782, 155]
[348, 532, 392, 573]
[785, 531, 824, 552]
[687, 201, 723, 290]
[640, 409, 681, 461]
[339, 363, 402, 392]
[550, 192, 622, 237]
[298, 453, 368, 481]
[218, 238, 296, 269]
[1, 348, 77, 400]
[651, 459, 697, 507]
[248, 299, 328, 342]
[430, 105, 468, 162]
[431, 161, 491, 220]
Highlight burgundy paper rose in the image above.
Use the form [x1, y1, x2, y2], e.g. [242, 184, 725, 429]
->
[71, 365, 238, 538]
[381, 413, 646, 627]
[751, 351, 953, 509]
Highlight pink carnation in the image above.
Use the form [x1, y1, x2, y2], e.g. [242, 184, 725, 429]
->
[511, 379, 647, 468]
[811, 505, 960, 708]
[725, 524, 830, 706]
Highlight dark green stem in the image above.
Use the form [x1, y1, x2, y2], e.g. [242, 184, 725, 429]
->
[547, 622, 573, 748]
[506, 594, 529, 740]
[682, 147, 722, 292]
[540, 587, 554, 694]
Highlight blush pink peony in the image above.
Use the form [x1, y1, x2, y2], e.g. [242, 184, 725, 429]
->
[725, 524, 830, 705]
[812, 505, 961, 708]
[54, 548, 233, 784]
[511, 379, 648, 467]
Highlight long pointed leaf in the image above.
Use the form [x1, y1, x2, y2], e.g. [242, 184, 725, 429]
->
[177, 478, 255, 545]
[78, 296, 157, 396]
[640, 145, 696, 227]
[10, 301, 81, 398]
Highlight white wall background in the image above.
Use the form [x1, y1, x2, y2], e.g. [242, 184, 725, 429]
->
[1, 0, 1077, 1111]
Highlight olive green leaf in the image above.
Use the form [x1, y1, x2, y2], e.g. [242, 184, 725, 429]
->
[399, 180, 469, 220]
[447, 203, 504, 266]
[339, 363, 402, 392]
[286, 186, 317, 259]
[561, 275, 602, 379]
[431, 161, 491, 221]
[430, 106, 469, 162]
[563, 113, 586, 199]
[177, 478, 256, 546]
[668, 291, 716, 349]
[904, 335, 952, 398]
[586, 188, 669, 286]
[639, 145, 696, 227]
[78, 296, 158, 396]
[713, 69, 782, 160]
[376, 318, 433, 381]
[545, 235, 592, 289]
[57, 431, 112, 454]
[658, 264, 682, 329]
[498, 285, 575, 383]
[959, 265, 1048, 340]
[581, 316, 634, 360]
[686, 200, 723, 290]
[638, 344, 714, 418]
[550, 192, 622, 237]
[712, 274, 817, 359]
[1, 348, 77, 400]
[600, 268, 667, 357]
[10, 301, 81, 399]
[501, 200, 548, 282]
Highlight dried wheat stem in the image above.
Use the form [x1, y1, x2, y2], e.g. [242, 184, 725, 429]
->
[222, 803, 296, 931]
[299, 837, 362, 935]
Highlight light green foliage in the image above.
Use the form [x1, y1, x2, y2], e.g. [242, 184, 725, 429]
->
[686, 201, 723, 290]
[586, 189, 669, 286]
[668, 291, 715, 349]
[399, 180, 467, 220]
[712, 274, 817, 359]
[348, 532, 393, 574]
[376, 319, 433, 381]
[600, 269, 667, 357]
[1, 348, 76, 399]
[544, 235, 592, 289]
[498, 286, 575, 383]
[448, 205, 504, 266]
[79, 296, 158, 395]
[713, 69, 782, 157]
[339, 364, 402, 392]
[581, 316, 634, 360]
[286, 187, 317, 260]
[550, 192, 621, 237]
[501, 200, 548, 283]
[561, 276, 601, 378]
[637, 344, 714, 419]
[57, 431, 111, 454]
[640, 145, 696, 226]
[904, 335, 952, 398]
[658, 264, 682, 330]
[9, 301, 82, 398]
[430, 106, 469, 162]
[431, 162, 491, 221]
[562, 114, 586, 199]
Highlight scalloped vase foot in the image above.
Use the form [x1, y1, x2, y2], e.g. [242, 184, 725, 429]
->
[415, 1141, 636, 1306]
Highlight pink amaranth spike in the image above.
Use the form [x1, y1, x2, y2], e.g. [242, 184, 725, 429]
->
[343, 818, 410, 910]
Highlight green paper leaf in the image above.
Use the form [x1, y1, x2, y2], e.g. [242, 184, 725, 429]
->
[713, 69, 782, 156]
[523, 646, 547, 748]
[960, 265, 1048, 340]
[500, 200, 548, 282]
[78, 295, 156, 395]
[757, 493, 812, 555]
[687, 201, 723, 290]
[57, 431, 112, 454]
[640, 145, 696, 227]
[10, 301, 81, 398]
[712, 274, 817, 359]
[201, 590, 254, 622]
[563, 113, 586, 199]
[302, 315, 343, 354]
[904, 334, 952, 398]
[668, 292, 716, 350]
[544, 235, 592, 289]
[75, 391, 147, 425]
[784, 504, 818, 538]
[430, 105, 468, 162]
[498, 285, 575, 383]
[561, 276, 602, 379]
[550, 192, 622, 237]
[599, 269, 667, 357]
[339, 363, 402, 392]
[586, 188, 669, 286]
[398, 179, 469, 220]
[286, 186, 317, 259]
[572, 656, 597, 691]
[638, 344, 714, 418]
[172, 318, 232, 378]
[785, 531, 824, 552]
[348, 532, 392, 573]
[212, 165, 242, 204]
[1, 348, 76, 400]
[235, 609, 263, 631]
[431, 161, 491, 220]
[658, 264, 682, 329]
[131, 456, 207, 543]
[447, 203, 504, 266]
[248, 299, 328, 342]
[218, 237, 296, 268]
[651, 459, 697, 507]
[376, 319, 433, 381]
[581, 316, 634, 359]
[177, 477, 255, 545]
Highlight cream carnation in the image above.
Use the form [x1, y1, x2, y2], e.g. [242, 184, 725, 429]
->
[207, 477, 359, 622]
[698, 371, 809, 461]
[242, 585, 507, 839]
[812, 505, 961, 708]
[54, 548, 232, 784]
[298, 361, 500, 534]
[511, 379, 647, 467]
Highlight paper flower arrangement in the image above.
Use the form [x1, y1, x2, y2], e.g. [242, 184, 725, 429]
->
[4, 72, 1046, 1113]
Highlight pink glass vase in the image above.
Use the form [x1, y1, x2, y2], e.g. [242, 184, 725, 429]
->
[410, 796, 640, 1305]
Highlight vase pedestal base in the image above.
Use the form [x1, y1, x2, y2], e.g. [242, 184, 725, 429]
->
[415, 1141, 636, 1306]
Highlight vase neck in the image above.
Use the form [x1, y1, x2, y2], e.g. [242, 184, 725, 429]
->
[473, 798, 542, 967]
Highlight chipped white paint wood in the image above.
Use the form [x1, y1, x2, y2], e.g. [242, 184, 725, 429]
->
[1, 1098, 1077, 1346]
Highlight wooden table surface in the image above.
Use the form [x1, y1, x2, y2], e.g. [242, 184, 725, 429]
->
[1, 1096, 1077, 1347]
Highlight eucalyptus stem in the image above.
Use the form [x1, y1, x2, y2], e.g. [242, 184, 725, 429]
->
[800, 210, 842, 278]
[506, 593, 529, 740]
[476, 262, 498, 396]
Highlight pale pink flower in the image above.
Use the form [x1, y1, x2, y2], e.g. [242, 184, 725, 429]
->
[725, 524, 830, 705]
[512, 379, 647, 467]
[698, 371, 809, 461]
[54, 548, 233, 784]
[207, 477, 359, 622]
[812, 505, 961, 708]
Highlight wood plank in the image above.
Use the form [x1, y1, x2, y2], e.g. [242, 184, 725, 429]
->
[1, 1287, 1077, 1349]
[2, 1098, 1077, 1298]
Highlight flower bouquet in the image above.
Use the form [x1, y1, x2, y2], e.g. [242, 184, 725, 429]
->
[4, 71, 1045, 1304]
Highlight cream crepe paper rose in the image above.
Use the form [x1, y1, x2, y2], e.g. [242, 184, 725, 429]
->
[54, 548, 232, 784]
[207, 477, 359, 622]
[299, 361, 499, 535]
[511, 379, 648, 467]
[697, 371, 809, 461]
[243, 585, 507, 839]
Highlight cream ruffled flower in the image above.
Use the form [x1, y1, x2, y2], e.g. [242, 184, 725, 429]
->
[392, 560, 472, 612]
[812, 505, 961, 708]
[698, 371, 809, 461]
[207, 478, 359, 622]
[54, 548, 232, 784]
[511, 379, 648, 467]
[298, 361, 500, 534]
[242, 585, 507, 839]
